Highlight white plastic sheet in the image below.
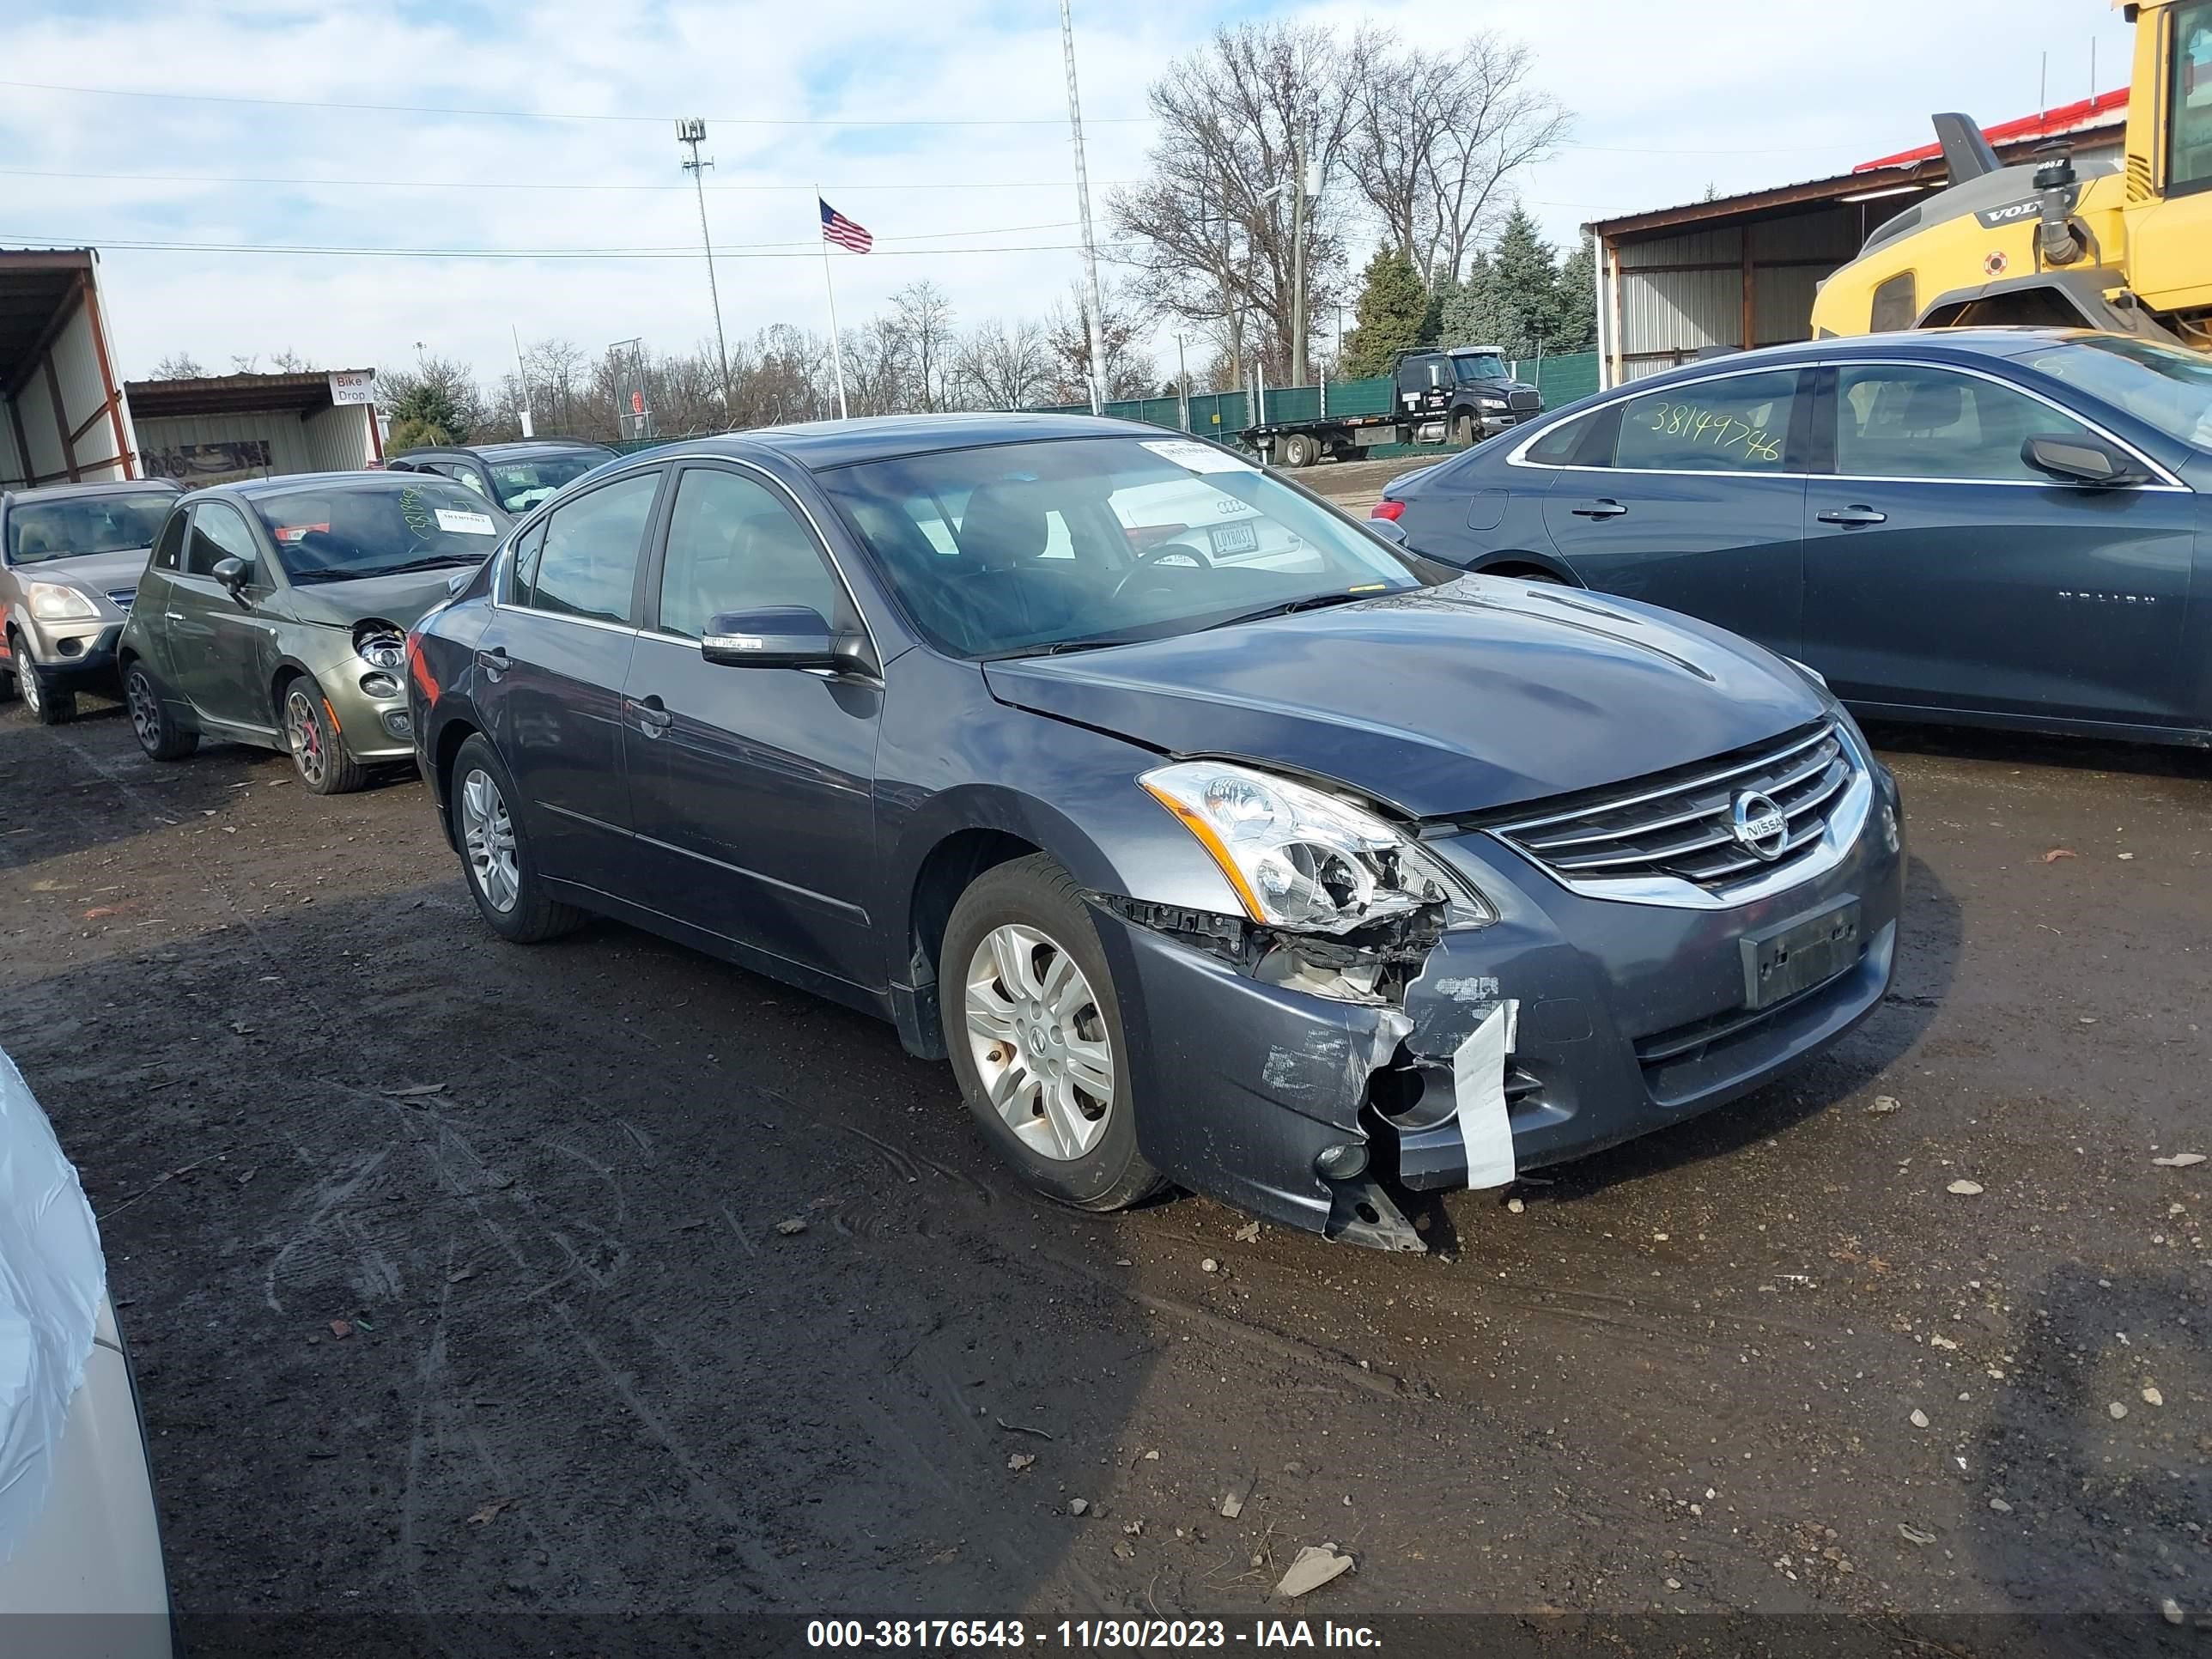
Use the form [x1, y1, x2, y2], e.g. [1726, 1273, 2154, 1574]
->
[0, 1047, 104, 1565]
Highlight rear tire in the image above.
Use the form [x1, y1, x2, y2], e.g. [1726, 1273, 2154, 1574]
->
[940, 854, 1165, 1212]
[1281, 432, 1318, 469]
[280, 674, 367, 794]
[125, 660, 198, 761]
[449, 733, 586, 944]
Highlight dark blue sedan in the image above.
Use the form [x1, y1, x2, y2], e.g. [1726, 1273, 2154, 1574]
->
[406, 414, 1904, 1251]
[1372, 330, 2212, 748]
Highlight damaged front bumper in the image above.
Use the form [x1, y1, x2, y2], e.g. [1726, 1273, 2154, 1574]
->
[1088, 762, 1906, 1252]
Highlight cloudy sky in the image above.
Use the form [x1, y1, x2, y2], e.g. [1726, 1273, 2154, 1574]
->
[1, 0, 2138, 392]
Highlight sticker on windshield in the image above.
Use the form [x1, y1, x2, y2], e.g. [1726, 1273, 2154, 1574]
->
[434, 509, 498, 535]
[1139, 439, 1257, 475]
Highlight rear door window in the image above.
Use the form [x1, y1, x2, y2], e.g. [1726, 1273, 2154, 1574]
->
[1614, 370, 1803, 473]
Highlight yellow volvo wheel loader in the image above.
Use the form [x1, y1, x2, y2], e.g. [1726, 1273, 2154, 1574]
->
[1810, 0, 2212, 350]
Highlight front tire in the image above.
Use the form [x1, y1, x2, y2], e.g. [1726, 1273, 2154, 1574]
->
[940, 854, 1164, 1212]
[281, 675, 367, 794]
[11, 634, 73, 724]
[449, 733, 585, 944]
[1451, 412, 1476, 447]
[125, 661, 198, 761]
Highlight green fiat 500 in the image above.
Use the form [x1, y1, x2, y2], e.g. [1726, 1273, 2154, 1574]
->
[117, 472, 510, 793]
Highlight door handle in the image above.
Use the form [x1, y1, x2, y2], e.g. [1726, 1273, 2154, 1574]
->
[475, 646, 509, 682]
[1570, 499, 1627, 520]
[1817, 506, 1887, 526]
[626, 694, 673, 736]
[163, 611, 185, 622]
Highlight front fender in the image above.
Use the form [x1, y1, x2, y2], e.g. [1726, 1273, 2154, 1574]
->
[873, 647, 1246, 972]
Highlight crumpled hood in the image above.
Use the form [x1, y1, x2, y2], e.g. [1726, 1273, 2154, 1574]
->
[981, 577, 1828, 818]
[283, 567, 476, 631]
[12, 549, 151, 602]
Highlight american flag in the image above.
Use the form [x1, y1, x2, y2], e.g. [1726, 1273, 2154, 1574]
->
[820, 198, 873, 253]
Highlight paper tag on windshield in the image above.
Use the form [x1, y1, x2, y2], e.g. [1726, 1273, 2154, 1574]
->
[434, 509, 497, 535]
[1139, 439, 1256, 475]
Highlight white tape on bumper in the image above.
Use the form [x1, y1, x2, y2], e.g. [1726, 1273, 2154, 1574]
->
[1451, 1000, 1520, 1191]
[0, 1048, 105, 1565]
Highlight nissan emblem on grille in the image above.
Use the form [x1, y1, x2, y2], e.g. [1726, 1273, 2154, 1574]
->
[1492, 720, 1857, 897]
[1729, 790, 1790, 860]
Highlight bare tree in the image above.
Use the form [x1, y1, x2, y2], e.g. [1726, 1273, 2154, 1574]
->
[228, 354, 258, 375]
[954, 318, 1054, 410]
[891, 281, 958, 413]
[148, 352, 207, 380]
[1417, 34, 1571, 284]
[1047, 282, 1155, 403]
[268, 349, 310, 373]
[1109, 22, 1356, 386]
[520, 338, 590, 439]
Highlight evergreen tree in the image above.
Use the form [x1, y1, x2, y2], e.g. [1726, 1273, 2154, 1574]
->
[1486, 206, 1560, 354]
[1551, 234, 1598, 354]
[1438, 254, 1528, 355]
[1340, 249, 1428, 379]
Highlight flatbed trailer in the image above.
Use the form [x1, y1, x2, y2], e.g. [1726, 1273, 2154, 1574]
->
[1240, 345, 1544, 468]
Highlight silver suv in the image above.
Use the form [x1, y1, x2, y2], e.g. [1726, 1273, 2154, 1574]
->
[0, 479, 182, 723]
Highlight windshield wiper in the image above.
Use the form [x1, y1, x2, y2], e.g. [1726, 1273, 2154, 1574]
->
[1206, 590, 1377, 630]
[991, 636, 1146, 659]
[296, 554, 483, 583]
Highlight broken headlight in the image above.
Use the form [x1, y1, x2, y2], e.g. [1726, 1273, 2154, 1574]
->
[1140, 760, 1492, 935]
[353, 621, 406, 672]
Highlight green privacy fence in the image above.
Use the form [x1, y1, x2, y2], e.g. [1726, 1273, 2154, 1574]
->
[604, 350, 1601, 453]
[1031, 351, 1600, 441]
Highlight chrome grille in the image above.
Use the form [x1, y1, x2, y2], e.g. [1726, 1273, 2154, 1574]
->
[106, 587, 136, 611]
[1506, 389, 1541, 412]
[1494, 722, 1854, 891]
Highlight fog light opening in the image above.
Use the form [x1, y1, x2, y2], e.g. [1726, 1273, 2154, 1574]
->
[1315, 1140, 1368, 1182]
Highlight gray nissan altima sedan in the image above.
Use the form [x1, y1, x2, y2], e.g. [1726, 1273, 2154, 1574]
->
[406, 413, 1907, 1250]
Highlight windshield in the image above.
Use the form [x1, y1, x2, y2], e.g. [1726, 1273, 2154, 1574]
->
[487, 453, 606, 514]
[1452, 354, 1509, 384]
[2025, 337, 2212, 450]
[251, 479, 509, 583]
[816, 434, 1425, 659]
[5, 492, 176, 563]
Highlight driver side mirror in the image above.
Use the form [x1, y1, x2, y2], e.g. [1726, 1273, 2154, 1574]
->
[211, 556, 254, 600]
[702, 606, 863, 672]
[2021, 434, 2148, 488]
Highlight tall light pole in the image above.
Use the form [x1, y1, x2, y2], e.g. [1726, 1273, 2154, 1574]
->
[511, 324, 534, 438]
[1059, 0, 1110, 416]
[677, 119, 733, 416]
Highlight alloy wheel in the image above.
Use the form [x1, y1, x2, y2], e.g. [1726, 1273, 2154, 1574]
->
[963, 922, 1115, 1161]
[127, 672, 161, 746]
[459, 767, 521, 913]
[18, 659, 41, 718]
[283, 688, 325, 787]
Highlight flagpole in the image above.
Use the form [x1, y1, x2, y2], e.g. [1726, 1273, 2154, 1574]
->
[818, 189, 850, 421]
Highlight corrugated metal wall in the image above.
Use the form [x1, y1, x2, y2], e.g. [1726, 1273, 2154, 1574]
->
[300, 404, 375, 472]
[1605, 204, 1875, 384]
[52, 305, 124, 477]
[13, 372, 66, 480]
[134, 412, 309, 481]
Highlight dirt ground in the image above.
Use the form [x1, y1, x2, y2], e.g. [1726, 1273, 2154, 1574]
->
[3, 684, 2207, 1654]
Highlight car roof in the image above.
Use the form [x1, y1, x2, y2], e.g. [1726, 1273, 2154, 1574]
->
[398, 440, 614, 461]
[1638, 327, 2106, 385]
[198, 471, 475, 501]
[653, 411, 1189, 471]
[3, 477, 182, 506]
